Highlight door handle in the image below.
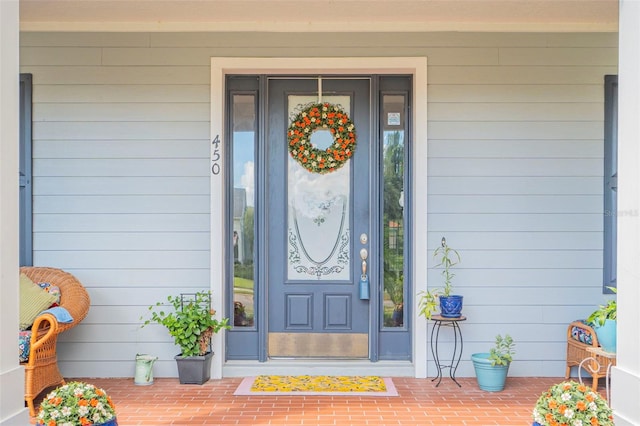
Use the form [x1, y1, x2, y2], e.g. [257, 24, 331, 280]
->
[359, 247, 369, 300]
[360, 248, 368, 275]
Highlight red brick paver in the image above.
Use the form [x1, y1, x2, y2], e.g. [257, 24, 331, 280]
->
[32, 376, 570, 425]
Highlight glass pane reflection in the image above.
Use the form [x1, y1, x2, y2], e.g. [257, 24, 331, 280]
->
[232, 94, 255, 327]
[382, 95, 405, 328]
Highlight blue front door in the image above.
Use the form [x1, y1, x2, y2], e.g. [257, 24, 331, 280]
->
[267, 78, 372, 358]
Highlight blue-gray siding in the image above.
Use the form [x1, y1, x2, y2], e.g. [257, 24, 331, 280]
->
[19, 31, 617, 378]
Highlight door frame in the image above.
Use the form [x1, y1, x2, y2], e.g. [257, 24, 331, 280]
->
[210, 57, 429, 378]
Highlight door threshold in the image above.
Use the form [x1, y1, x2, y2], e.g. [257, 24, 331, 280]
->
[223, 359, 415, 377]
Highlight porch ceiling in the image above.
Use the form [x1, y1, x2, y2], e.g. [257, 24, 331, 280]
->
[20, 0, 618, 33]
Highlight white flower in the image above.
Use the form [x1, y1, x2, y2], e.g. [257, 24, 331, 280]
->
[61, 406, 72, 416]
[310, 117, 316, 122]
[93, 412, 102, 422]
[564, 409, 575, 419]
[532, 409, 543, 423]
[588, 401, 598, 411]
[78, 405, 90, 416]
[572, 420, 583, 426]
[50, 409, 60, 419]
[322, 113, 327, 118]
[561, 392, 572, 402]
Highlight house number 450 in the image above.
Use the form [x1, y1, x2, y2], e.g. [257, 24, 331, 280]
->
[211, 135, 221, 175]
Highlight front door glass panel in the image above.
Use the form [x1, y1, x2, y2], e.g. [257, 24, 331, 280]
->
[287, 95, 351, 282]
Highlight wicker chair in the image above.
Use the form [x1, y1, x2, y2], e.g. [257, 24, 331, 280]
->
[20, 267, 91, 416]
[565, 320, 616, 390]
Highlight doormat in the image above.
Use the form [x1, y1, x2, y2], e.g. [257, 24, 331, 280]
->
[234, 375, 398, 396]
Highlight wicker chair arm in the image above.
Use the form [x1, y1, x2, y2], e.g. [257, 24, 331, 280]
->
[28, 313, 59, 361]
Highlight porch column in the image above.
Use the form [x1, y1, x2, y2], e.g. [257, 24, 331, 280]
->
[0, 0, 29, 424]
[612, 1, 640, 425]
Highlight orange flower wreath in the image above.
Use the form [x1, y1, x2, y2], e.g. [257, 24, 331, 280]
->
[287, 102, 357, 174]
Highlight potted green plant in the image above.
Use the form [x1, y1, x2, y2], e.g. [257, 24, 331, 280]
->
[532, 380, 614, 426]
[142, 290, 230, 384]
[36, 381, 117, 426]
[418, 237, 462, 320]
[471, 334, 515, 392]
[586, 287, 617, 353]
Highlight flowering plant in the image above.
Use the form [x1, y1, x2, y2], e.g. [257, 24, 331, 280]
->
[287, 102, 356, 174]
[37, 381, 117, 426]
[532, 380, 613, 426]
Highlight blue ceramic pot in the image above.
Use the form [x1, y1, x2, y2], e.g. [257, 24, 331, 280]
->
[440, 295, 463, 318]
[594, 319, 616, 353]
[532, 422, 542, 426]
[471, 352, 509, 392]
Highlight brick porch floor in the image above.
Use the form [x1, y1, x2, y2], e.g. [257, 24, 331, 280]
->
[30, 376, 578, 425]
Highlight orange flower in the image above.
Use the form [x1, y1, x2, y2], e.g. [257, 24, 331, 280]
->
[90, 398, 99, 407]
[591, 418, 600, 426]
[576, 400, 587, 411]
[47, 420, 56, 426]
[78, 399, 89, 406]
[558, 404, 567, 414]
[548, 400, 558, 409]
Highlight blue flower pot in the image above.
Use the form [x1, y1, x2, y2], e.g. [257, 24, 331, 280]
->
[533, 423, 542, 426]
[439, 295, 463, 318]
[594, 319, 616, 353]
[471, 353, 509, 392]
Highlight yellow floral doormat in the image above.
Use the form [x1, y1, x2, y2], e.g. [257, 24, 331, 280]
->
[234, 375, 398, 396]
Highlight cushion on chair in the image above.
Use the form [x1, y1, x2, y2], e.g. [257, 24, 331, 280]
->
[37, 282, 61, 306]
[570, 320, 594, 345]
[19, 273, 58, 330]
[19, 330, 32, 363]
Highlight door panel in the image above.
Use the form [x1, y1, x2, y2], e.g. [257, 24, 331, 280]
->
[267, 78, 371, 358]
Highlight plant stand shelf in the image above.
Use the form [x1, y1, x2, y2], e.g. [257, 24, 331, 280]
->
[430, 314, 466, 387]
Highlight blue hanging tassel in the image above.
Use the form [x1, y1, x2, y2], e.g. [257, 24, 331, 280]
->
[359, 274, 369, 300]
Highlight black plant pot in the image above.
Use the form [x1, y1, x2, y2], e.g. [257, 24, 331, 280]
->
[175, 351, 213, 384]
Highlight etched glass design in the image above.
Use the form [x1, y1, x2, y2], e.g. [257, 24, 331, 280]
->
[287, 95, 351, 281]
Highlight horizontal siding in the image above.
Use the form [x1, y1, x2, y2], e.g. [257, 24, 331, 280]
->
[20, 31, 616, 378]
[33, 177, 209, 195]
[428, 176, 602, 195]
